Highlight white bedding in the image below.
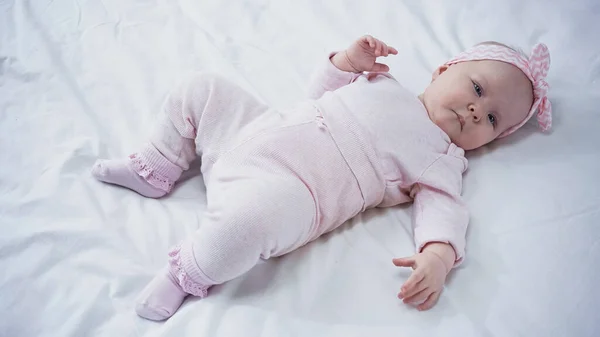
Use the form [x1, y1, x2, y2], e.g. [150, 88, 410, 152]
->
[1, 0, 599, 336]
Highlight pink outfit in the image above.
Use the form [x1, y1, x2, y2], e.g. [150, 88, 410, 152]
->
[94, 54, 470, 320]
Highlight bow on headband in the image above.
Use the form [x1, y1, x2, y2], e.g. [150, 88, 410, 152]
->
[445, 43, 552, 138]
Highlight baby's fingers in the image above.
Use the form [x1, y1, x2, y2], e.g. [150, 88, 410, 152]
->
[373, 39, 383, 56]
[378, 40, 394, 57]
[375, 39, 398, 57]
[399, 278, 427, 299]
[418, 290, 442, 311]
[403, 288, 432, 305]
[370, 63, 390, 72]
[400, 270, 425, 294]
[392, 256, 416, 268]
[363, 35, 376, 49]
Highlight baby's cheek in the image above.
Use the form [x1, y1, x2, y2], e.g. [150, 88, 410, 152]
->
[453, 89, 470, 103]
[477, 130, 496, 148]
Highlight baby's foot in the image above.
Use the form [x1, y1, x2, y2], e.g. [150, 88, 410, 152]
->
[135, 267, 189, 321]
[91, 159, 166, 198]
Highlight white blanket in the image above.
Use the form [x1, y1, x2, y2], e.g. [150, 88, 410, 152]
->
[1, 0, 598, 336]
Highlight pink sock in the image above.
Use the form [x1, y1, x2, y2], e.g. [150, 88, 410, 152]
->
[91, 159, 167, 198]
[136, 244, 211, 321]
[135, 267, 189, 321]
[91, 145, 182, 198]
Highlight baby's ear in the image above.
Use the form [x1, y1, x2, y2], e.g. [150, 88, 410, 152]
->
[432, 65, 449, 82]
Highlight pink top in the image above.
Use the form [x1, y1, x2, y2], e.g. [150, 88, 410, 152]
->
[307, 54, 469, 265]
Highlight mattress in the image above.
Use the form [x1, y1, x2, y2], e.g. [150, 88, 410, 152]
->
[1, 0, 599, 336]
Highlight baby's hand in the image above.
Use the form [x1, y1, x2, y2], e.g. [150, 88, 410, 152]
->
[331, 35, 398, 73]
[393, 251, 449, 311]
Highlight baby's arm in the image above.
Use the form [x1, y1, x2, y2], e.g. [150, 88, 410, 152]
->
[393, 155, 469, 310]
[307, 35, 397, 99]
[411, 183, 468, 266]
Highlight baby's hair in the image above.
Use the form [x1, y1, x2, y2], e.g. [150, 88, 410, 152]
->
[474, 41, 528, 59]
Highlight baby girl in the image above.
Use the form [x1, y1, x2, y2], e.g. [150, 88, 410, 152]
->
[91, 35, 552, 320]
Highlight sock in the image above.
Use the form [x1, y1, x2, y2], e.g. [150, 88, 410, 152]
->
[135, 267, 189, 321]
[91, 159, 167, 198]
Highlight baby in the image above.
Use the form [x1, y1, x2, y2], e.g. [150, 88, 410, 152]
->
[91, 35, 551, 320]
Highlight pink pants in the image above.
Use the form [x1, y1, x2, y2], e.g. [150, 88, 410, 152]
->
[140, 73, 364, 294]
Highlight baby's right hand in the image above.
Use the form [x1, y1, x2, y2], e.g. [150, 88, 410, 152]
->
[331, 35, 398, 73]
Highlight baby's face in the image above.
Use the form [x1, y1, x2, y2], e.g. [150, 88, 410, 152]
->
[420, 60, 533, 150]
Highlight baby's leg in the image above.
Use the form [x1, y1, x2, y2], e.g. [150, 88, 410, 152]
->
[92, 73, 270, 197]
[135, 173, 316, 320]
[91, 78, 198, 197]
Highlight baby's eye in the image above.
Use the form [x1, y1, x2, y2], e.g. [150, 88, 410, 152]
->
[472, 81, 483, 97]
[488, 113, 497, 126]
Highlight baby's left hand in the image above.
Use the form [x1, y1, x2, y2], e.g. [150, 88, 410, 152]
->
[393, 251, 449, 311]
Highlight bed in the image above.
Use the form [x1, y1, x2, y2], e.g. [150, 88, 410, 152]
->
[1, 0, 599, 336]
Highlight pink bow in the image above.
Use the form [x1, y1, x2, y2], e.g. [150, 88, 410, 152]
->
[529, 43, 552, 132]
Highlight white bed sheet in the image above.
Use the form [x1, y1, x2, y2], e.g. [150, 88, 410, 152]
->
[1, 0, 599, 336]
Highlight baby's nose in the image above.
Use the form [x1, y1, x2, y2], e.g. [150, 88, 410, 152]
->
[468, 103, 482, 121]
